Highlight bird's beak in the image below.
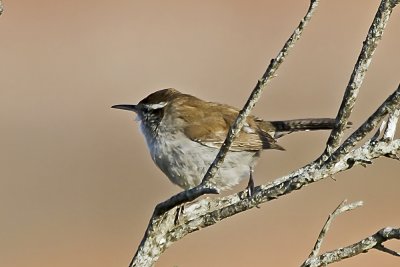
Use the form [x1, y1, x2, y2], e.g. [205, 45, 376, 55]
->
[111, 104, 137, 112]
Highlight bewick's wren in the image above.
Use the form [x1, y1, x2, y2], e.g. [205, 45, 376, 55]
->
[112, 88, 336, 191]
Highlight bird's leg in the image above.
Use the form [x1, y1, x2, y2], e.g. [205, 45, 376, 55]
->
[246, 167, 261, 208]
[246, 167, 255, 197]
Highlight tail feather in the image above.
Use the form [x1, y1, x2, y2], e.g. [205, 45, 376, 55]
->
[270, 118, 336, 132]
[257, 118, 351, 148]
[259, 118, 348, 139]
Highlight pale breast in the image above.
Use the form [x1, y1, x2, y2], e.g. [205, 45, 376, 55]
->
[151, 130, 259, 190]
[139, 113, 260, 190]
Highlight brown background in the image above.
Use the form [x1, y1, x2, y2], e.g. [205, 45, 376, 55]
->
[1, 1, 399, 266]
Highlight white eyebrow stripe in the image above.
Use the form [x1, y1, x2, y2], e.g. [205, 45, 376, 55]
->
[145, 102, 167, 109]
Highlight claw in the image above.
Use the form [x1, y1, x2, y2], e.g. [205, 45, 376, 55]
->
[246, 167, 255, 197]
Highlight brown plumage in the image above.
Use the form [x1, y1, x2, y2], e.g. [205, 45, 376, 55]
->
[149, 89, 334, 152]
[113, 88, 339, 190]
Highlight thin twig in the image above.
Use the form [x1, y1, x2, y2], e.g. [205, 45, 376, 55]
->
[307, 200, 363, 259]
[320, 0, 399, 161]
[201, 0, 320, 185]
[151, 0, 321, 217]
[324, 85, 400, 167]
[302, 227, 400, 267]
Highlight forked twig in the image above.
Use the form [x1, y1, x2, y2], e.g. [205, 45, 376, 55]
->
[302, 227, 400, 267]
[307, 200, 363, 259]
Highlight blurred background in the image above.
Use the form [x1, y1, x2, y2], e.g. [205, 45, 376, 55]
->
[0, 0, 399, 266]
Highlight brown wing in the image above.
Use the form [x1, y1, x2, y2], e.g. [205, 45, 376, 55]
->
[171, 95, 283, 151]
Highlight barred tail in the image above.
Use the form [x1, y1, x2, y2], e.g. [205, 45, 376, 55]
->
[270, 118, 336, 132]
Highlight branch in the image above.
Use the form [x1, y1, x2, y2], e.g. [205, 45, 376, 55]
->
[200, 0, 320, 185]
[302, 227, 400, 267]
[130, 87, 400, 266]
[148, 123, 400, 249]
[306, 200, 364, 259]
[130, 1, 321, 266]
[323, 84, 400, 167]
[129, 1, 400, 266]
[320, 0, 399, 160]
[151, 0, 321, 218]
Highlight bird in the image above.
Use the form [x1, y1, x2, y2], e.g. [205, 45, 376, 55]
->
[112, 88, 337, 192]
